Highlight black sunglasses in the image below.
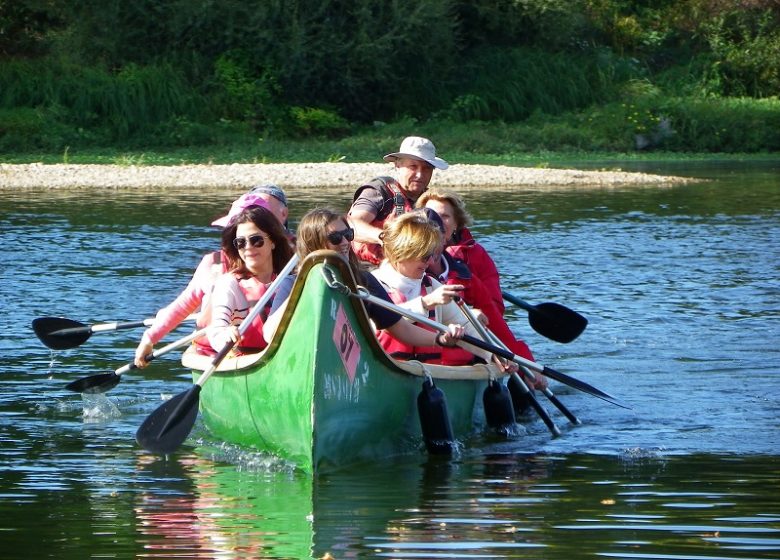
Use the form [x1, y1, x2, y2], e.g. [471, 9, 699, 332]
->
[326, 227, 355, 245]
[233, 233, 268, 250]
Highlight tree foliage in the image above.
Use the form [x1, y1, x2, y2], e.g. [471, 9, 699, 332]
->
[1, 0, 778, 150]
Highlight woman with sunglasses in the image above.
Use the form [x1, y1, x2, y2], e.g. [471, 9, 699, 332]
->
[370, 212, 492, 366]
[263, 207, 465, 349]
[201, 205, 294, 355]
[133, 192, 271, 368]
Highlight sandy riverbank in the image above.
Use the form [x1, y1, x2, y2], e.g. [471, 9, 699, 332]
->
[0, 162, 697, 190]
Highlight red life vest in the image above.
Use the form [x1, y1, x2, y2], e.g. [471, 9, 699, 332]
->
[351, 177, 415, 265]
[377, 275, 477, 366]
[376, 275, 441, 362]
[195, 272, 275, 355]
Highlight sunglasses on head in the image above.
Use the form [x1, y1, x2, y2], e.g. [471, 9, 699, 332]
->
[326, 227, 354, 245]
[233, 233, 268, 250]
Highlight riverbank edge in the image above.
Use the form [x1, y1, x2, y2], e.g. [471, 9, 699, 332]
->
[0, 162, 699, 190]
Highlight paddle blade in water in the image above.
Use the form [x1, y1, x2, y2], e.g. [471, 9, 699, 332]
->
[65, 372, 121, 394]
[527, 302, 588, 344]
[32, 317, 91, 350]
[136, 386, 201, 455]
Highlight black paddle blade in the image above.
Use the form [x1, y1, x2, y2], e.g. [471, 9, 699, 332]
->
[541, 366, 630, 410]
[527, 302, 588, 344]
[32, 317, 91, 350]
[65, 372, 121, 394]
[136, 386, 201, 455]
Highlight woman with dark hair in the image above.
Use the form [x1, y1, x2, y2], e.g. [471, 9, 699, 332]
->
[203, 205, 294, 354]
[263, 207, 465, 349]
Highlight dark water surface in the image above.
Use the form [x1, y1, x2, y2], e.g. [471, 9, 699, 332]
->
[1, 161, 778, 559]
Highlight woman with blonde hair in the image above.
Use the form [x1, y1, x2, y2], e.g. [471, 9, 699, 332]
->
[371, 212, 491, 365]
[417, 188, 504, 314]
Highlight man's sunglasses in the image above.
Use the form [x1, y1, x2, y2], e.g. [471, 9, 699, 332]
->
[233, 234, 268, 250]
[326, 227, 355, 245]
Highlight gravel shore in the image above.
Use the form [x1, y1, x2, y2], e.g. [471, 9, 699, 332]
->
[0, 162, 696, 190]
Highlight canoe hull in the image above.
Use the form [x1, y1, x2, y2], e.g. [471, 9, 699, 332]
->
[188, 251, 502, 472]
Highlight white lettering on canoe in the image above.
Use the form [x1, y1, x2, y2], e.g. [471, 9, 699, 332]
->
[323, 370, 362, 403]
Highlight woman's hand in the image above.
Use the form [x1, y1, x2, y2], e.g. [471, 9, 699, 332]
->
[134, 336, 154, 369]
[528, 372, 549, 391]
[422, 284, 465, 309]
[435, 323, 465, 347]
[226, 326, 242, 344]
[471, 308, 489, 327]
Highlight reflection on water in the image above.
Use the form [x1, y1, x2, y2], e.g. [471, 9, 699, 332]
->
[1, 161, 778, 558]
[126, 453, 779, 559]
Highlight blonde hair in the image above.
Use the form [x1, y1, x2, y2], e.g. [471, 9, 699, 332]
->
[382, 212, 442, 266]
[415, 187, 473, 230]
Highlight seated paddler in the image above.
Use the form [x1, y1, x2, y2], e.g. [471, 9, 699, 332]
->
[200, 205, 294, 355]
[370, 211, 492, 366]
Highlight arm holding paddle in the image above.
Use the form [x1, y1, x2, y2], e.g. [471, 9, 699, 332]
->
[350, 286, 629, 410]
[136, 253, 300, 454]
[134, 251, 222, 368]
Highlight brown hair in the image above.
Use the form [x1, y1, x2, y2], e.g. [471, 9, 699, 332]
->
[415, 187, 473, 230]
[221, 205, 294, 276]
[381, 212, 442, 267]
[295, 207, 362, 276]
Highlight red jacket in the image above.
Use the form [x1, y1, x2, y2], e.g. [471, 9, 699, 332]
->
[445, 227, 504, 315]
[437, 254, 534, 362]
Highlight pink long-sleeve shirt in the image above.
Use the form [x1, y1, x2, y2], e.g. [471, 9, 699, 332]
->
[142, 251, 224, 344]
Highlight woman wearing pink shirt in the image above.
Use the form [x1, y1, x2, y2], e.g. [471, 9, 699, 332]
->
[133, 192, 272, 367]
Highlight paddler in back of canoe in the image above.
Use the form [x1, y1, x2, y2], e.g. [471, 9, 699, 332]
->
[348, 136, 449, 267]
[262, 207, 466, 349]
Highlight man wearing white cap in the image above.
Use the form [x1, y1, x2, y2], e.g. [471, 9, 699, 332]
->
[348, 136, 448, 266]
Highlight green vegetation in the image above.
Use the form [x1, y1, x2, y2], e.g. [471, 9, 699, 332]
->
[1, 0, 779, 159]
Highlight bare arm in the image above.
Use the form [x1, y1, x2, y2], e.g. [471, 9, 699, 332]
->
[347, 208, 383, 244]
[386, 319, 463, 347]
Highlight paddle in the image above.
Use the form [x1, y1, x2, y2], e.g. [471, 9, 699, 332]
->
[65, 327, 207, 394]
[32, 315, 196, 350]
[456, 300, 561, 437]
[136, 254, 299, 455]
[501, 291, 588, 344]
[480, 326, 582, 426]
[352, 287, 630, 409]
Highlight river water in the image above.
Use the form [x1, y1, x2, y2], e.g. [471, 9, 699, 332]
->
[1, 160, 778, 559]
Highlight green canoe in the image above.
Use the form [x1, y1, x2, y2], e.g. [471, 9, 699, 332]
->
[183, 250, 509, 472]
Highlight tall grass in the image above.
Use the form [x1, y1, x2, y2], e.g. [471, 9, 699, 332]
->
[0, 58, 202, 148]
[438, 47, 642, 121]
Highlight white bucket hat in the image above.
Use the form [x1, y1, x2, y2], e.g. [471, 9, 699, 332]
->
[383, 136, 449, 170]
